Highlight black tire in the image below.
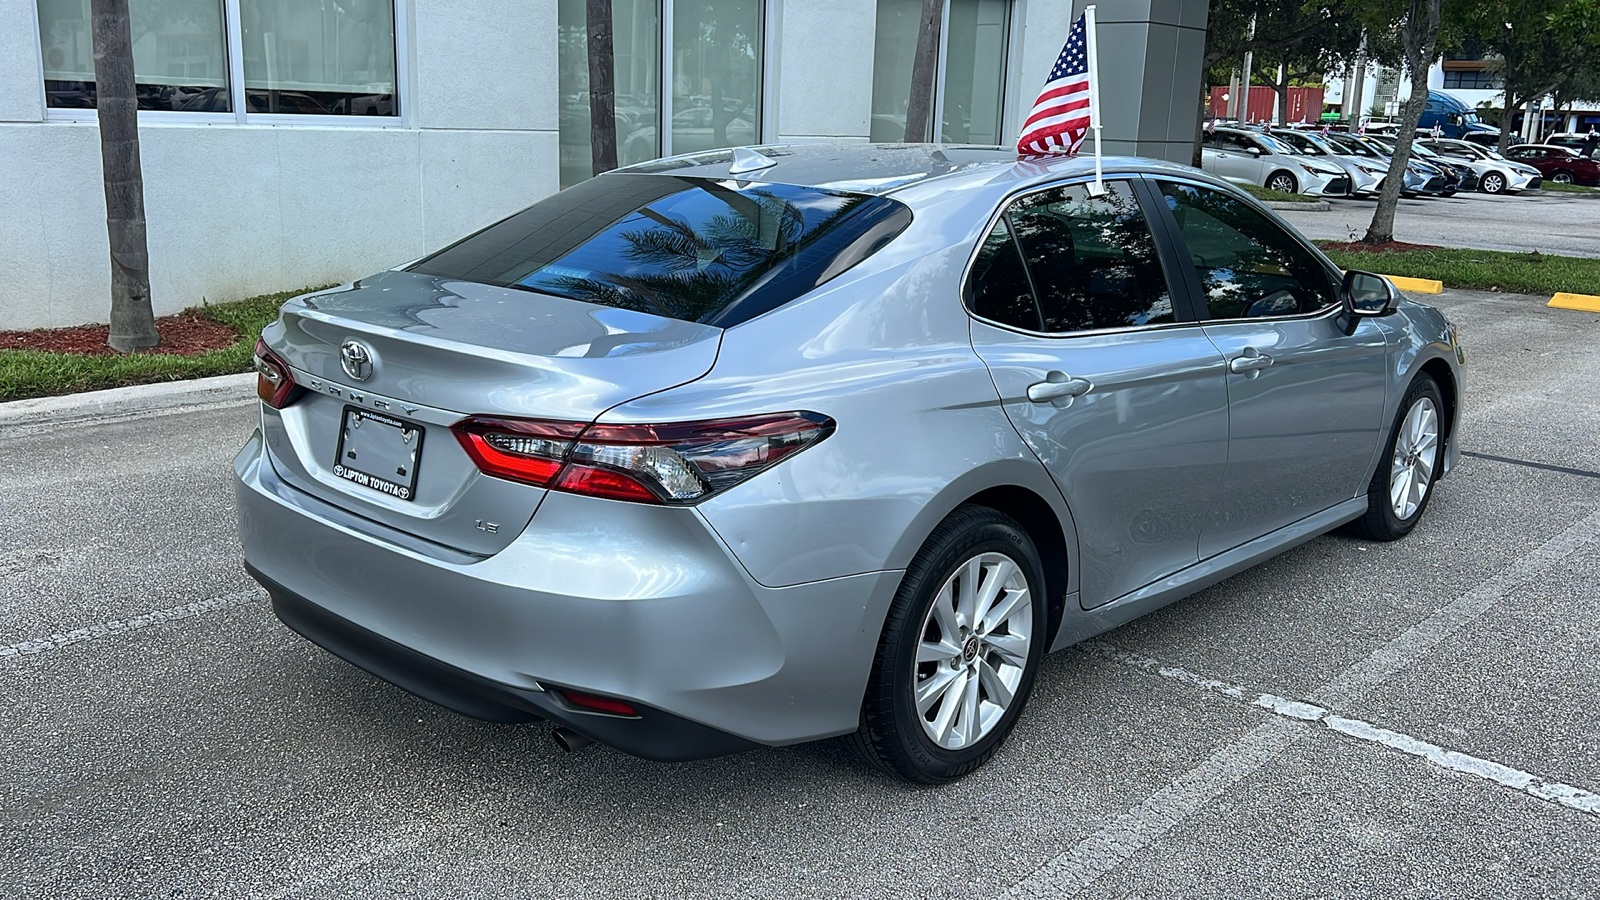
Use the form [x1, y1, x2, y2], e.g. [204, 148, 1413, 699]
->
[1267, 171, 1298, 194]
[1351, 375, 1444, 541]
[848, 505, 1048, 783]
[1480, 171, 1507, 194]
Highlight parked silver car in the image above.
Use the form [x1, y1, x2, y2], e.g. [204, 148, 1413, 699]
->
[237, 144, 1464, 783]
[1419, 138, 1542, 193]
[1201, 126, 1351, 195]
[1274, 129, 1386, 196]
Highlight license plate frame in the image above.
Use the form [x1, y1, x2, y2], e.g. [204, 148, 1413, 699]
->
[332, 406, 424, 502]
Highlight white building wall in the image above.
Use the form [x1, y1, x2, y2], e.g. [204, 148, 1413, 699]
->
[0, 0, 560, 331]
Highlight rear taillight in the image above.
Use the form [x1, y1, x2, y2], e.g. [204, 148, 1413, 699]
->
[253, 339, 302, 409]
[451, 412, 834, 504]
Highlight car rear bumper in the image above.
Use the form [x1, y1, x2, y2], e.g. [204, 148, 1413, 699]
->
[235, 428, 900, 758]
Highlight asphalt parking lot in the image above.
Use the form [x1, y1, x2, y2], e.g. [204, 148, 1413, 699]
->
[1276, 186, 1600, 258]
[4, 287, 1599, 898]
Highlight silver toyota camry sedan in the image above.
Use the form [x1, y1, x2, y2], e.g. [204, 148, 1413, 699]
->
[236, 144, 1464, 783]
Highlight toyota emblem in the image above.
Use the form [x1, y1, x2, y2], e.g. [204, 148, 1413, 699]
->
[340, 340, 374, 382]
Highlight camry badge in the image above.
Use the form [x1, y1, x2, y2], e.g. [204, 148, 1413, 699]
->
[339, 340, 374, 382]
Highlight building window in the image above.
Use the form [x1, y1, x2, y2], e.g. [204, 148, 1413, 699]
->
[1442, 70, 1500, 90]
[37, 0, 230, 111]
[35, 0, 399, 116]
[870, 0, 1010, 144]
[557, 0, 764, 188]
[240, 0, 398, 115]
[558, 0, 662, 189]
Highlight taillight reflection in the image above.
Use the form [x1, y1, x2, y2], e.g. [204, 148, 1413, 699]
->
[451, 412, 834, 504]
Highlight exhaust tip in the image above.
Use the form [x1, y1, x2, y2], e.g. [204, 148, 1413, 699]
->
[552, 726, 595, 753]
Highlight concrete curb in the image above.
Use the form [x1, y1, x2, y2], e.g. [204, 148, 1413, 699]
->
[0, 372, 256, 429]
[1265, 199, 1331, 211]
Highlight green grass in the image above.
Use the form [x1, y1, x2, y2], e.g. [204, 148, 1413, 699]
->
[1241, 183, 1321, 203]
[1316, 243, 1600, 296]
[1541, 182, 1599, 193]
[0, 286, 330, 403]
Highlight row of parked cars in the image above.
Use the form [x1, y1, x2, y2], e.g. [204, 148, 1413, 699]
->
[1201, 123, 1600, 201]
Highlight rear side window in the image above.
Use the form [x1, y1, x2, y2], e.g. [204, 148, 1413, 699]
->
[409, 174, 911, 327]
[965, 180, 1174, 334]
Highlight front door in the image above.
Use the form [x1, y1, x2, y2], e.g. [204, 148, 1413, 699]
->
[966, 178, 1230, 609]
[1149, 179, 1389, 557]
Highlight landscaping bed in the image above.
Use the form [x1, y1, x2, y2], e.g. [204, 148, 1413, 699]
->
[1315, 242, 1600, 296]
[0, 286, 329, 403]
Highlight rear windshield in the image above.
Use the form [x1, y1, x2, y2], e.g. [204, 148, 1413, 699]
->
[409, 173, 912, 328]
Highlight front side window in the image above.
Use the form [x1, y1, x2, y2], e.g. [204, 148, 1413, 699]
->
[409, 174, 910, 327]
[975, 180, 1173, 334]
[1157, 181, 1337, 320]
[37, 0, 230, 110]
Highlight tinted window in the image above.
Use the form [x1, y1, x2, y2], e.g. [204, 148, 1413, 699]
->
[410, 174, 911, 327]
[1005, 181, 1174, 333]
[1158, 181, 1338, 319]
[1218, 133, 1255, 153]
[966, 219, 1040, 331]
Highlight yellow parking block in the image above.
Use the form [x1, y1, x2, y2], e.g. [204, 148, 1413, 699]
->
[1379, 274, 1444, 294]
[1549, 292, 1600, 312]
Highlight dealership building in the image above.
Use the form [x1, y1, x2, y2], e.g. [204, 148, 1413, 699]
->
[0, 0, 1154, 331]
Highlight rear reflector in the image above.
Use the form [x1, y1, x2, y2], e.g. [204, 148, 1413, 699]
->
[450, 411, 834, 504]
[557, 689, 640, 717]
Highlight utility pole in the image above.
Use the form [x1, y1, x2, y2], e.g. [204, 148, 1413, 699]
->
[1240, 14, 1256, 123]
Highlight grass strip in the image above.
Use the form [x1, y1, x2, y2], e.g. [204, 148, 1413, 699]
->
[1540, 182, 1599, 193]
[1242, 183, 1321, 203]
[0, 286, 327, 403]
[1315, 243, 1600, 296]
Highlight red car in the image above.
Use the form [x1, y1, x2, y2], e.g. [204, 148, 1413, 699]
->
[1504, 144, 1600, 185]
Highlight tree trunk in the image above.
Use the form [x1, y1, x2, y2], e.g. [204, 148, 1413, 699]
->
[1193, 80, 1209, 168]
[1273, 59, 1290, 127]
[90, 0, 157, 352]
[586, 0, 618, 176]
[904, 0, 942, 142]
[1362, 0, 1441, 245]
[1497, 57, 1519, 154]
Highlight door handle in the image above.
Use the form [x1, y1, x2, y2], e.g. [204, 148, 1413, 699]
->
[1228, 350, 1274, 373]
[1027, 374, 1093, 403]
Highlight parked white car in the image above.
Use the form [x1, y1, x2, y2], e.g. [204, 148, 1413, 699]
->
[1201, 127, 1350, 196]
[1417, 139, 1542, 194]
[1274, 130, 1386, 197]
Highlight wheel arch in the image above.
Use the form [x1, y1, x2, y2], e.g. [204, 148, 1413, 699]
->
[882, 460, 1079, 648]
[1418, 355, 1459, 462]
[1266, 169, 1298, 192]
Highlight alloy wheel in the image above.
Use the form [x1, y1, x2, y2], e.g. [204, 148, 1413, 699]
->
[1268, 173, 1297, 193]
[1553, 171, 1575, 184]
[1482, 172, 1505, 193]
[1389, 396, 1439, 520]
[912, 551, 1033, 750]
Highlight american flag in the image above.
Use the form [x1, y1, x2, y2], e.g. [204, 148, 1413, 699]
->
[1017, 13, 1093, 155]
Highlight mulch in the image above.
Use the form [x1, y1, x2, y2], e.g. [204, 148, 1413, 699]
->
[0, 313, 239, 356]
[1319, 240, 1445, 253]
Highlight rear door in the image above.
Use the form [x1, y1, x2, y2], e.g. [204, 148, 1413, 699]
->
[1147, 178, 1389, 557]
[967, 178, 1230, 609]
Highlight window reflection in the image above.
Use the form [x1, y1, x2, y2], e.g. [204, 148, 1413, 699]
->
[558, 0, 662, 188]
[1157, 182, 1338, 319]
[37, 0, 230, 111]
[870, 0, 1010, 143]
[239, 0, 398, 115]
[671, 0, 763, 156]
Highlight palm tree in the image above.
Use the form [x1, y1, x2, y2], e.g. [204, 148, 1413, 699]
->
[586, 0, 619, 176]
[91, 0, 159, 351]
[904, 0, 943, 141]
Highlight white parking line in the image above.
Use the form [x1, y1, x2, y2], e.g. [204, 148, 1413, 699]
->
[0, 588, 266, 660]
[1085, 642, 1600, 817]
[1003, 507, 1600, 899]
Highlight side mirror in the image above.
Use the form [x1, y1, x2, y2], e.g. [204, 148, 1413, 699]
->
[1247, 146, 1263, 157]
[1338, 270, 1397, 333]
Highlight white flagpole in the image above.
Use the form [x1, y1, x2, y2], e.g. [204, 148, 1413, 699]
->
[1084, 4, 1105, 196]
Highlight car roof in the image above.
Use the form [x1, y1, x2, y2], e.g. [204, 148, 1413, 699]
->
[608, 142, 1224, 204]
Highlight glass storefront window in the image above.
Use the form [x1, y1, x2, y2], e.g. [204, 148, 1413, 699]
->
[870, 0, 1010, 144]
[558, 0, 662, 188]
[37, 0, 230, 111]
[239, 0, 398, 115]
[671, 0, 762, 156]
